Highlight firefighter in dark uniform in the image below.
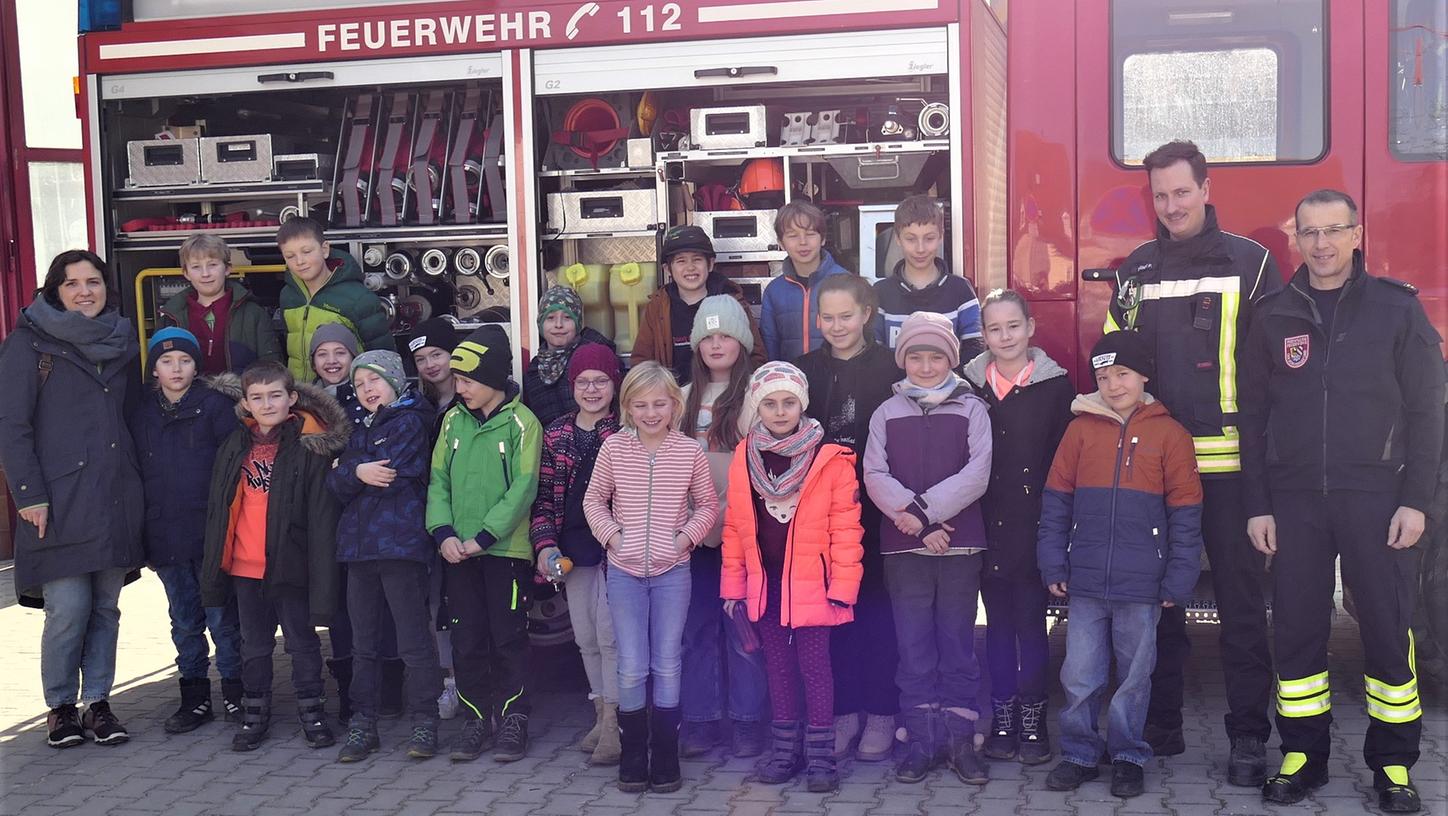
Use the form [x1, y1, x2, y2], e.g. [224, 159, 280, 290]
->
[1240, 189, 1444, 812]
[1104, 141, 1279, 785]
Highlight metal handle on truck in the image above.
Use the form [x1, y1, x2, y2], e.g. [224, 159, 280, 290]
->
[693, 66, 779, 79]
[1081, 268, 1116, 282]
[257, 71, 335, 84]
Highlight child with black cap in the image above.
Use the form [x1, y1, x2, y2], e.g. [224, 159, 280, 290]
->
[427, 327, 542, 764]
[130, 327, 245, 733]
[1037, 330, 1203, 799]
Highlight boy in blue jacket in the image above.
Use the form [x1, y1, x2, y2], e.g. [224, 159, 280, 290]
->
[325, 350, 443, 762]
[1036, 331, 1203, 799]
[760, 200, 851, 361]
[129, 327, 244, 734]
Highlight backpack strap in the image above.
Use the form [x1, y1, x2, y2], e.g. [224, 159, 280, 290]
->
[37, 353, 53, 389]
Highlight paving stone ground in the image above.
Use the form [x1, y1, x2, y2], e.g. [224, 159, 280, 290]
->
[0, 567, 1444, 815]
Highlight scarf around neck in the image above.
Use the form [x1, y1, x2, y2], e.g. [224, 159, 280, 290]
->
[902, 372, 961, 409]
[535, 338, 578, 386]
[746, 416, 824, 502]
[24, 298, 133, 365]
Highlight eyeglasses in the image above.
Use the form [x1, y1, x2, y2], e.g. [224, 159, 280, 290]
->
[1295, 224, 1357, 241]
[574, 377, 613, 392]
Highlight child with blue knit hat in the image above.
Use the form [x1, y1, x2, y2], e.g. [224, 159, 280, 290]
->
[130, 326, 246, 733]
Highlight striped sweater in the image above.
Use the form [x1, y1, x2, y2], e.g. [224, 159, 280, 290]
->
[583, 428, 719, 578]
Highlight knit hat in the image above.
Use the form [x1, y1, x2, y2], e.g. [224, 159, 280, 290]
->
[567, 342, 623, 388]
[894, 311, 959, 369]
[351, 350, 407, 397]
[537, 286, 584, 330]
[450, 325, 512, 390]
[406, 317, 460, 355]
[309, 322, 360, 359]
[690, 294, 755, 353]
[747, 361, 810, 416]
[148, 327, 201, 369]
[1090, 330, 1154, 380]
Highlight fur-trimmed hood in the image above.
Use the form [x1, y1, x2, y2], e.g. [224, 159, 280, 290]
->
[234, 379, 352, 457]
[207, 371, 243, 402]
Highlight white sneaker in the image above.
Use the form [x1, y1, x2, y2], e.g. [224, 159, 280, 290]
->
[437, 677, 459, 720]
[833, 712, 861, 759]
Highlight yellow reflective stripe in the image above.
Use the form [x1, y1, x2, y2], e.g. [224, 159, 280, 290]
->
[456, 689, 486, 720]
[1384, 766, 1410, 786]
[1193, 428, 1240, 453]
[1277, 693, 1331, 718]
[1365, 675, 1418, 702]
[1198, 458, 1242, 474]
[1218, 291, 1241, 416]
[511, 579, 519, 611]
[1280, 752, 1309, 776]
[1104, 310, 1122, 333]
[500, 686, 524, 716]
[1366, 697, 1421, 723]
[1278, 672, 1330, 696]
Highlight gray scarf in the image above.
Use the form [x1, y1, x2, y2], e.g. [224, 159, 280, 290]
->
[23, 298, 134, 365]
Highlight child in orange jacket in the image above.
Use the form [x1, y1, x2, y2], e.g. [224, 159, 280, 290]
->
[721, 361, 864, 793]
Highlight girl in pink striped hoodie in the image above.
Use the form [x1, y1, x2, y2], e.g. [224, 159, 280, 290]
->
[583, 361, 718, 793]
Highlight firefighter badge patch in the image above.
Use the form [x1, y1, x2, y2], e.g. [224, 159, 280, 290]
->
[1284, 334, 1310, 369]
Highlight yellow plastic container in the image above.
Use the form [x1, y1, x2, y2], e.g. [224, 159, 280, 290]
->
[561, 263, 613, 339]
[608, 261, 658, 356]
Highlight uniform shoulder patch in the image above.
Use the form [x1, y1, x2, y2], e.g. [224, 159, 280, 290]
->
[1379, 277, 1420, 296]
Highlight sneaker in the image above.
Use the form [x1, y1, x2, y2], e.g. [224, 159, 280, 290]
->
[983, 698, 1018, 760]
[1374, 766, 1422, 814]
[856, 714, 896, 762]
[81, 701, 129, 746]
[1110, 760, 1145, 798]
[408, 718, 439, 759]
[337, 719, 380, 762]
[679, 719, 720, 758]
[731, 719, 765, 758]
[1143, 723, 1184, 756]
[492, 713, 529, 762]
[1227, 735, 1267, 787]
[833, 712, 860, 759]
[450, 714, 496, 762]
[1046, 760, 1099, 791]
[46, 704, 84, 749]
[437, 677, 460, 721]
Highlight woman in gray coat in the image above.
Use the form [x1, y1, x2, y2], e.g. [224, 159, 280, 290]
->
[0, 250, 144, 748]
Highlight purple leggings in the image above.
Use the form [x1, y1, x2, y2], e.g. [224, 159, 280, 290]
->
[757, 616, 834, 728]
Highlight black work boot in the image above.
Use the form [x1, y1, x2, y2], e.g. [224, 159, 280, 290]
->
[617, 707, 650, 792]
[1144, 722, 1184, 756]
[326, 657, 353, 726]
[1110, 760, 1145, 798]
[299, 696, 335, 748]
[895, 707, 936, 784]
[337, 715, 380, 762]
[983, 697, 1017, 760]
[450, 711, 497, 762]
[1017, 698, 1052, 764]
[1046, 760, 1099, 790]
[804, 725, 839, 793]
[1227, 735, 1267, 787]
[649, 706, 683, 793]
[1262, 752, 1329, 805]
[757, 721, 804, 784]
[164, 677, 215, 734]
[231, 693, 271, 752]
[944, 708, 989, 785]
[493, 713, 530, 762]
[1374, 766, 1422, 813]
[220, 678, 245, 724]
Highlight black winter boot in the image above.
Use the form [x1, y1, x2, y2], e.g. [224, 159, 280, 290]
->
[220, 678, 245, 724]
[983, 697, 1017, 760]
[804, 725, 839, 792]
[326, 657, 353, 726]
[895, 707, 936, 784]
[1017, 698, 1052, 764]
[231, 694, 271, 752]
[617, 707, 650, 793]
[164, 677, 214, 734]
[379, 659, 406, 718]
[944, 708, 988, 785]
[649, 706, 683, 793]
[299, 696, 335, 748]
[757, 721, 805, 784]
[450, 711, 497, 762]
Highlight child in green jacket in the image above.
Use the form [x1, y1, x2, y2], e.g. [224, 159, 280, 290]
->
[277, 217, 393, 381]
[426, 326, 541, 764]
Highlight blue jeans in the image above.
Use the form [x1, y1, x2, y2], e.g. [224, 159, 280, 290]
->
[41, 568, 127, 708]
[607, 562, 691, 712]
[153, 561, 242, 680]
[1058, 595, 1161, 767]
[681, 546, 767, 723]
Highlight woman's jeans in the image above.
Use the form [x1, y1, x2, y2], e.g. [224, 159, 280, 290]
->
[153, 560, 242, 681]
[607, 562, 691, 712]
[681, 545, 766, 724]
[41, 568, 128, 708]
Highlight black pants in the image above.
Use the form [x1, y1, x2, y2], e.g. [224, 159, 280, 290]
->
[832, 561, 901, 715]
[444, 555, 533, 720]
[1272, 490, 1421, 770]
[347, 559, 444, 720]
[884, 553, 982, 712]
[1147, 477, 1274, 740]
[980, 575, 1049, 703]
[234, 577, 323, 699]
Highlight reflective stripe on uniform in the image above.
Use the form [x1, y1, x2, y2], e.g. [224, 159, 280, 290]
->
[1217, 291, 1241, 416]
[1365, 631, 1420, 724]
[1278, 671, 1330, 697]
[1138, 275, 1242, 300]
[1277, 671, 1331, 718]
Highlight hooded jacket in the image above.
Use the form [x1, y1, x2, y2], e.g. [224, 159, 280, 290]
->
[962, 348, 1077, 582]
[130, 374, 243, 566]
[629, 273, 767, 372]
[327, 387, 436, 563]
[159, 280, 282, 374]
[530, 411, 622, 566]
[1238, 253, 1445, 516]
[863, 379, 992, 555]
[280, 248, 394, 382]
[760, 250, 852, 361]
[1105, 205, 1281, 476]
[426, 384, 542, 563]
[1037, 393, 1204, 606]
[0, 305, 144, 599]
[522, 327, 617, 428]
[200, 381, 351, 623]
[873, 257, 984, 360]
[721, 441, 865, 627]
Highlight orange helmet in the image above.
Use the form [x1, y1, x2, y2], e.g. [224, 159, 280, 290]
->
[738, 158, 784, 196]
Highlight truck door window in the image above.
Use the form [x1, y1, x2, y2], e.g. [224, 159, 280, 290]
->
[1390, 0, 1448, 162]
[1111, 0, 1326, 165]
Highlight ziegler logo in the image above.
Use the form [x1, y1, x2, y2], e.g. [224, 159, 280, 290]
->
[908, 61, 935, 72]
